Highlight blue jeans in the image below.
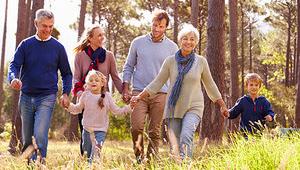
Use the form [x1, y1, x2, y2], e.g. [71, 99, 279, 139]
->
[167, 113, 200, 158]
[82, 129, 106, 162]
[18, 93, 56, 160]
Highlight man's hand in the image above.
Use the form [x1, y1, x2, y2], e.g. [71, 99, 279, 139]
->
[122, 82, 132, 104]
[60, 93, 70, 108]
[11, 78, 22, 91]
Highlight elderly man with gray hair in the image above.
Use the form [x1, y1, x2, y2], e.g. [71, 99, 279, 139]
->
[8, 9, 72, 162]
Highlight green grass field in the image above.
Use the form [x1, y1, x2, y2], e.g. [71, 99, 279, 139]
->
[0, 133, 300, 169]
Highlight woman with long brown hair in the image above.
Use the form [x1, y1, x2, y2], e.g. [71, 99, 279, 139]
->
[72, 25, 123, 155]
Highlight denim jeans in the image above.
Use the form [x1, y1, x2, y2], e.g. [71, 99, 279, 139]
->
[82, 129, 106, 162]
[167, 113, 200, 159]
[18, 93, 56, 160]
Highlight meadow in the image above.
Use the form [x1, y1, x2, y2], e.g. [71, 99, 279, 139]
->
[0, 131, 300, 170]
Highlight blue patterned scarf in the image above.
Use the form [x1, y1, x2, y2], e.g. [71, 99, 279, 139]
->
[72, 46, 106, 97]
[167, 50, 195, 118]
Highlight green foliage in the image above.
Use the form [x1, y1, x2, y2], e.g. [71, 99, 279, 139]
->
[48, 76, 71, 140]
[51, 27, 60, 40]
[258, 85, 274, 102]
[0, 122, 12, 140]
[267, 83, 296, 128]
[2, 62, 13, 122]
[106, 92, 131, 141]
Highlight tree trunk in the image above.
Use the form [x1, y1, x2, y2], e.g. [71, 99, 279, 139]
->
[8, 0, 27, 155]
[173, 0, 179, 44]
[297, 37, 299, 84]
[191, 0, 199, 28]
[25, 0, 32, 37]
[295, 0, 300, 127]
[78, 0, 87, 40]
[285, 12, 292, 87]
[68, 98, 79, 141]
[201, 0, 225, 141]
[68, 0, 87, 141]
[228, 0, 239, 132]
[240, 0, 245, 95]
[249, 23, 252, 72]
[29, 0, 44, 36]
[197, 0, 208, 56]
[107, 22, 111, 50]
[162, 0, 167, 10]
[263, 64, 268, 88]
[0, 0, 9, 128]
[293, 37, 297, 85]
[92, 0, 96, 24]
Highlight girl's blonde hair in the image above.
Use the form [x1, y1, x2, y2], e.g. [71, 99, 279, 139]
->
[73, 25, 102, 54]
[85, 70, 107, 108]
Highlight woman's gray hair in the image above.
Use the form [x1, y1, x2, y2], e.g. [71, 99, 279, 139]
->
[178, 24, 199, 45]
[35, 9, 54, 22]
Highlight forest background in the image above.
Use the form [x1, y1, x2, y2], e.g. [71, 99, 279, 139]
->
[0, 0, 300, 155]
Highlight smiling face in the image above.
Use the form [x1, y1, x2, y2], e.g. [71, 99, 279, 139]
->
[179, 32, 197, 57]
[151, 18, 167, 42]
[35, 17, 54, 40]
[88, 27, 104, 50]
[87, 74, 105, 94]
[245, 80, 261, 98]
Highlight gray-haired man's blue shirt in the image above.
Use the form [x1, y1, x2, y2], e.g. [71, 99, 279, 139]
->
[123, 33, 178, 93]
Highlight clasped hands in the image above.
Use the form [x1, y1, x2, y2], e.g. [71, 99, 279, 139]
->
[122, 90, 139, 109]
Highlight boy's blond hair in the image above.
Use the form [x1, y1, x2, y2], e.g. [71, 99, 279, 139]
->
[245, 73, 263, 86]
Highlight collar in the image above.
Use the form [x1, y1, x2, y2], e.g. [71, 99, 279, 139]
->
[35, 34, 52, 41]
[147, 33, 166, 42]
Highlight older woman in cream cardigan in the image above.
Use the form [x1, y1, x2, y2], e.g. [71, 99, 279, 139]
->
[131, 24, 229, 159]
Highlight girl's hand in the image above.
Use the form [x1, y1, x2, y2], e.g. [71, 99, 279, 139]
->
[77, 90, 83, 100]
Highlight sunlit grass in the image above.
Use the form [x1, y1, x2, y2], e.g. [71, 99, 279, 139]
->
[1, 133, 300, 169]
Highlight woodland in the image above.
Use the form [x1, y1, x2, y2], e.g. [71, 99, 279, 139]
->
[0, 0, 300, 165]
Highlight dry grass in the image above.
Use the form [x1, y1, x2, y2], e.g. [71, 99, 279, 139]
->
[1, 133, 300, 169]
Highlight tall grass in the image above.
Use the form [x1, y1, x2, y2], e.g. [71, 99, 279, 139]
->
[0, 133, 300, 169]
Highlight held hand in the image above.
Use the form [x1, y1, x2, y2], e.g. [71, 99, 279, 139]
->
[220, 106, 230, 118]
[122, 90, 132, 104]
[264, 115, 272, 121]
[130, 96, 141, 108]
[77, 90, 83, 100]
[129, 101, 135, 109]
[11, 78, 22, 91]
[60, 93, 70, 108]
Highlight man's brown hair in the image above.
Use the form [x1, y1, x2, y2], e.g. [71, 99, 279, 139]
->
[152, 9, 170, 27]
